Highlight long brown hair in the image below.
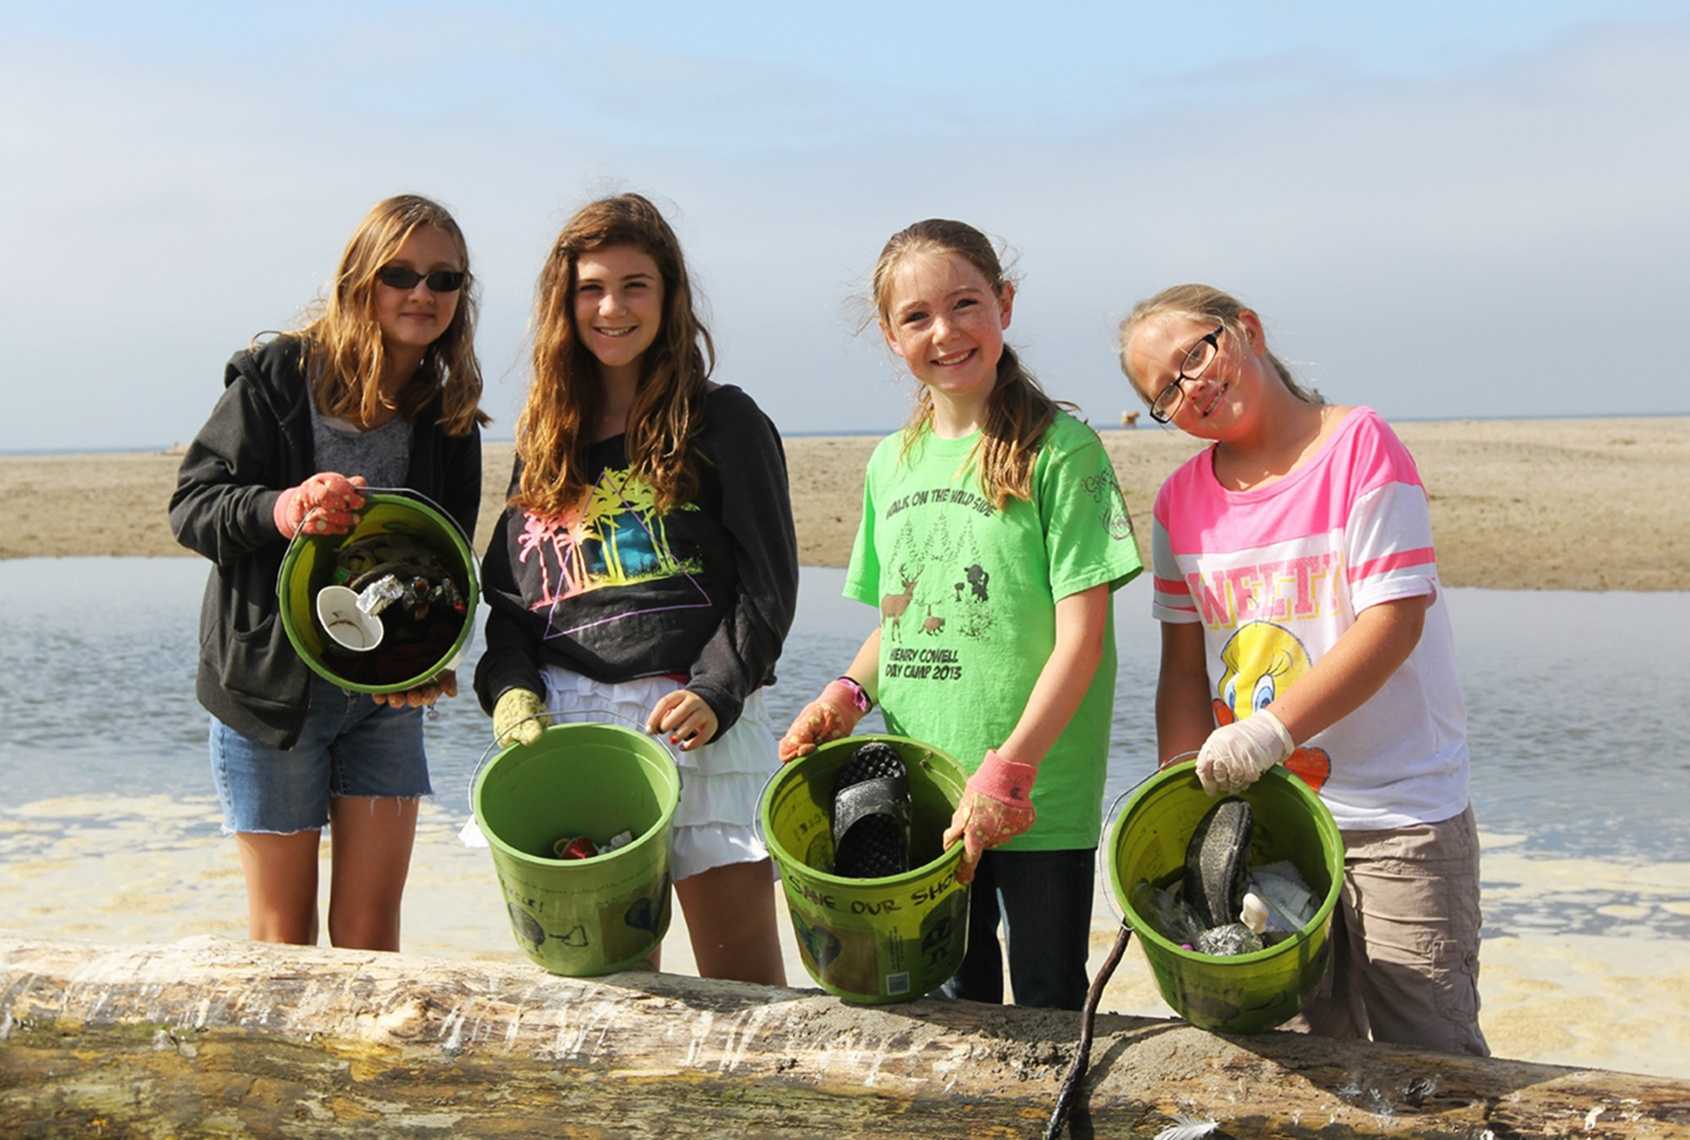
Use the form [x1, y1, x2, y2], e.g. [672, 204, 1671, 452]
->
[871, 218, 1059, 509]
[297, 194, 487, 436]
[513, 193, 713, 517]
[1116, 283, 1321, 407]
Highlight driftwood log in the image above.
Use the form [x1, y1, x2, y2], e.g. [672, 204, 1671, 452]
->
[1, 936, 1685, 1137]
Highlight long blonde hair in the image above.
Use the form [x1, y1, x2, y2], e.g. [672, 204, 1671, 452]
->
[296, 194, 487, 436]
[871, 218, 1060, 509]
[513, 193, 713, 517]
[1116, 283, 1321, 407]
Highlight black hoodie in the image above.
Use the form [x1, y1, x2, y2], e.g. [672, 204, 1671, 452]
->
[168, 335, 481, 748]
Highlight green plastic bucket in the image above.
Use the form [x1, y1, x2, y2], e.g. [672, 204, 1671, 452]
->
[472, 722, 680, 976]
[276, 489, 477, 694]
[759, 734, 970, 1004]
[1106, 761, 1345, 1034]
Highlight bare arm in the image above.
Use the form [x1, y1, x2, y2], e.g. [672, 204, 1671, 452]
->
[1268, 595, 1430, 742]
[1000, 584, 1110, 768]
[1155, 620, 1213, 766]
[843, 627, 882, 702]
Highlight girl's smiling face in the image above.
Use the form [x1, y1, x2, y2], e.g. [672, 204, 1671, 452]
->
[880, 249, 1014, 408]
[1125, 310, 1263, 438]
[572, 244, 664, 380]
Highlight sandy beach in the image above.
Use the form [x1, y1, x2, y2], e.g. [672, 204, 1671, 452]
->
[4, 415, 1687, 590]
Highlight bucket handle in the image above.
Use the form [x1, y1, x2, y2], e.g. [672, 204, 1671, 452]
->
[465, 707, 684, 817]
[1098, 749, 1197, 923]
[749, 762, 787, 850]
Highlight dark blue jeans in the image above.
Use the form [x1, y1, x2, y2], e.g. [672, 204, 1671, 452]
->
[939, 848, 1096, 1010]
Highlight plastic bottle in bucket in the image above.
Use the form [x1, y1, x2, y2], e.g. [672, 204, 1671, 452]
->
[759, 734, 970, 1004]
[1105, 762, 1344, 1033]
[276, 489, 478, 694]
[472, 722, 680, 976]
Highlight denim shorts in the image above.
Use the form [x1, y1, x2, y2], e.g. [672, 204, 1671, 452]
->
[210, 675, 432, 835]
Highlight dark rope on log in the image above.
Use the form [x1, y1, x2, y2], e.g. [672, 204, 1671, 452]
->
[1044, 923, 1133, 1139]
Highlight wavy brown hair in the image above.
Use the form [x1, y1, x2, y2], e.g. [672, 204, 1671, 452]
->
[871, 218, 1060, 509]
[513, 193, 713, 517]
[296, 194, 487, 436]
[1116, 283, 1321, 408]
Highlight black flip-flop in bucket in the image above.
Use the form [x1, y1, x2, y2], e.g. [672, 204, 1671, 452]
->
[831, 741, 913, 879]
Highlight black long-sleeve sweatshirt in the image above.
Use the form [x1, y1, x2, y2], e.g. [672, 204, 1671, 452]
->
[473, 384, 798, 741]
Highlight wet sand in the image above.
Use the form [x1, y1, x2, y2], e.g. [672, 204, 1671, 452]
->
[2, 794, 1686, 1079]
[5, 416, 1688, 590]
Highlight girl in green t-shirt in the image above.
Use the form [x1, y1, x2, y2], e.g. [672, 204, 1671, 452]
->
[779, 219, 1142, 1009]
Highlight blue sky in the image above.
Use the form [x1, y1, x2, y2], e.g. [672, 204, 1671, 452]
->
[4, 2, 1686, 449]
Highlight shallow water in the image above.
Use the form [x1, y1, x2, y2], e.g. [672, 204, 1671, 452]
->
[0, 559, 1685, 877]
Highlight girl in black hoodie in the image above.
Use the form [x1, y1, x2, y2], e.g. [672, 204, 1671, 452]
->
[169, 194, 485, 951]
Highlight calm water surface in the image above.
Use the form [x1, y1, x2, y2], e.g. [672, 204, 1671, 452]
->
[1, 559, 1685, 870]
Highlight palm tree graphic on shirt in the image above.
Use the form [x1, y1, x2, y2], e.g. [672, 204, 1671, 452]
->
[516, 466, 708, 633]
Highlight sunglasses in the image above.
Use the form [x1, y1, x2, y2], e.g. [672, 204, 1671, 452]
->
[375, 265, 466, 293]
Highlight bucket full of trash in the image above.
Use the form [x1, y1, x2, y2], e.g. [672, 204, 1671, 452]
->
[472, 721, 680, 976]
[276, 489, 476, 693]
[1105, 761, 1344, 1034]
[758, 734, 970, 1005]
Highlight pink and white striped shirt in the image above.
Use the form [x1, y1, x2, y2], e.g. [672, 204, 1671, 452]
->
[1151, 407, 1469, 829]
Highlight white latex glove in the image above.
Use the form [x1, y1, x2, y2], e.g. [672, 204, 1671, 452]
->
[1195, 708, 1295, 796]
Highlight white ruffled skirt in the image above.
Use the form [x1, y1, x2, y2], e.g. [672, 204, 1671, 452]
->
[539, 667, 774, 881]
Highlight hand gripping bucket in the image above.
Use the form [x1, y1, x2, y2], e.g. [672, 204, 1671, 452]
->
[1105, 761, 1345, 1034]
[472, 722, 681, 976]
[758, 734, 970, 1004]
[276, 489, 477, 694]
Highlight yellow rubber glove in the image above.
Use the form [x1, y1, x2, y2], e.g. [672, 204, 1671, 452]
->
[493, 688, 549, 748]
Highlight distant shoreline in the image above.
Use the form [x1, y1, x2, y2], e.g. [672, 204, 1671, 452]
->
[6, 408, 1690, 457]
[3, 416, 1687, 590]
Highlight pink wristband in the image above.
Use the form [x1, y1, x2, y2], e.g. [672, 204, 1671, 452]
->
[968, 749, 1038, 805]
[829, 675, 873, 715]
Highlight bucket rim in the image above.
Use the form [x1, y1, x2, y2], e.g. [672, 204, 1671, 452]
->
[758, 732, 967, 890]
[277, 489, 479, 694]
[1105, 760, 1345, 963]
[470, 721, 681, 870]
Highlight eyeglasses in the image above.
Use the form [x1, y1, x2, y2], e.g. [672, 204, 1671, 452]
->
[375, 265, 466, 293]
[1148, 325, 1225, 424]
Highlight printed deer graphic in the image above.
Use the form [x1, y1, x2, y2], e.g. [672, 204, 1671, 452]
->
[880, 568, 918, 640]
[920, 606, 945, 636]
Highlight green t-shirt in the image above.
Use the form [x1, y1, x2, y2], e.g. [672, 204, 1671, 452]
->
[843, 412, 1143, 850]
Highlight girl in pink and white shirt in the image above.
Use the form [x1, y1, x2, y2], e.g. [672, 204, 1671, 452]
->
[1117, 284, 1487, 1056]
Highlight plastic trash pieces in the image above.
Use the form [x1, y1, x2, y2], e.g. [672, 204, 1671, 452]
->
[1130, 859, 1319, 958]
[551, 828, 635, 861]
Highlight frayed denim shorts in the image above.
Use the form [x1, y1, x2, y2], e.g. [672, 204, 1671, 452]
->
[210, 674, 432, 835]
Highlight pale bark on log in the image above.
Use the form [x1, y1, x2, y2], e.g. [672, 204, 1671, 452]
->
[1, 936, 1685, 1138]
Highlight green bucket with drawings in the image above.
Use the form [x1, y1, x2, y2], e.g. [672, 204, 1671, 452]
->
[472, 722, 681, 976]
[276, 489, 477, 694]
[1106, 761, 1345, 1034]
[759, 734, 970, 1004]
